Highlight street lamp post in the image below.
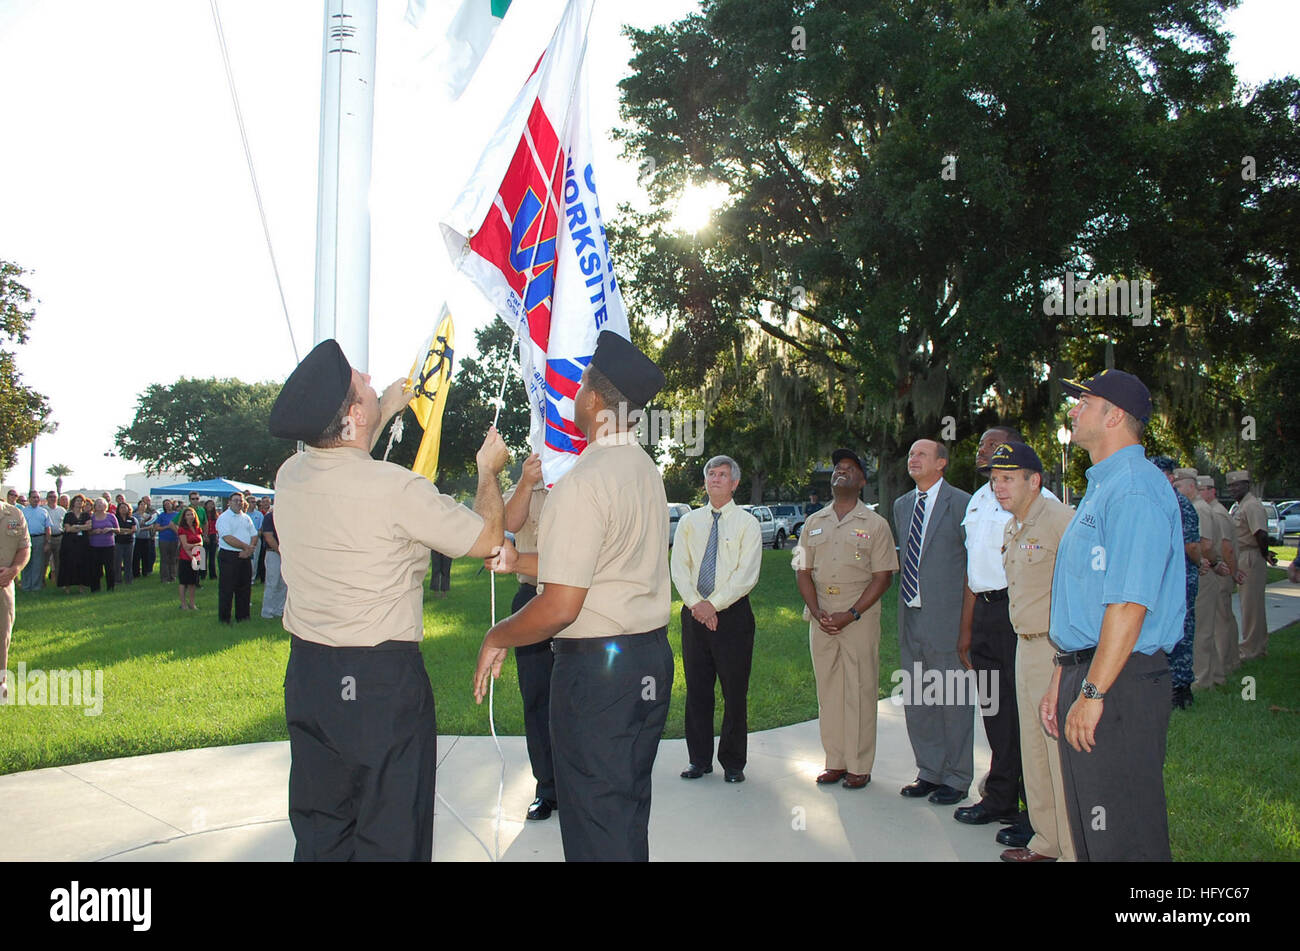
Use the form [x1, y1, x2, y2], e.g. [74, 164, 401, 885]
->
[1056, 425, 1072, 505]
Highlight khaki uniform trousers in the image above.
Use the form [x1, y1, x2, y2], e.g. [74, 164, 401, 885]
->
[1, 580, 12, 666]
[809, 600, 880, 776]
[1237, 548, 1268, 661]
[1016, 633, 1075, 861]
[1214, 573, 1241, 675]
[1191, 568, 1222, 687]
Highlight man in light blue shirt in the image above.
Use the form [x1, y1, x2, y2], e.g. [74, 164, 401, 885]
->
[20, 492, 51, 593]
[1040, 370, 1183, 862]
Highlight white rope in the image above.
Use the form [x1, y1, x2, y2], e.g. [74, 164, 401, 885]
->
[208, 0, 300, 363]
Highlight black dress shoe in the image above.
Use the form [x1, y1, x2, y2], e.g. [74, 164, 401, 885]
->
[680, 764, 713, 779]
[900, 778, 940, 798]
[996, 823, 1033, 848]
[526, 797, 556, 821]
[724, 769, 745, 783]
[953, 801, 1019, 825]
[928, 785, 967, 805]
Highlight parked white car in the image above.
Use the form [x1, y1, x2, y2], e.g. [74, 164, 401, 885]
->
[741, 504, 786, 549]
[667, 503, 692, 547]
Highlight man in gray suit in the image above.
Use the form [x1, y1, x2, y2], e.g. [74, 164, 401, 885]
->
[894, 438, 973, 805]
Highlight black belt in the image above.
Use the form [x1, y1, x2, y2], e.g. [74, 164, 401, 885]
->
[975, 588, 1008, 602]
[1054, 647, 1096, 666]
[552, 627, 667, 654]
[518, 582, 538, 592]
[290, 634, 420, 655]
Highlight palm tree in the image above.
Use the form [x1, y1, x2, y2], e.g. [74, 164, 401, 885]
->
[46, 463, 72, 496]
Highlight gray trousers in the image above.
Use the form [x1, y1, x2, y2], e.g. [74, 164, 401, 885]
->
[898, 604, 974, 791]
[158, 540, 178, 583]
[261, 551, 287, 618]
[1056, 650, 1172, 861]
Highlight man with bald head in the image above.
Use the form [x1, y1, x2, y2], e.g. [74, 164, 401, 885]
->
[894, 438, 973, 806]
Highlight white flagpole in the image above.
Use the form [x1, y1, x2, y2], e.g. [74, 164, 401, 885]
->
[313, 0, 377, 371]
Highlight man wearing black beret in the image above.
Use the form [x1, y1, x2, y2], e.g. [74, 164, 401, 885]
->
[271, 339, 509, 861]
[474, 331, 672, 861]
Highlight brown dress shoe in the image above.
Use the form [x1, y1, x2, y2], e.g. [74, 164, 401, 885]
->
[841, 772, 871, 789]
[816, 768, 847, 784]
[1000, 847, 1056, 863]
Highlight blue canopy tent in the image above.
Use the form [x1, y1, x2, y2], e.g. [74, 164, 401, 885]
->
[147, 478, 274, 499]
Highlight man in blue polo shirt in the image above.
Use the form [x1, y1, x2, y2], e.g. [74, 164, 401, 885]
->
[1039, 369, 1184, 862]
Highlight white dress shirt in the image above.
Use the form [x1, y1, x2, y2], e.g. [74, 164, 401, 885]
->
[963, 480, 1058, 593]
[670, 498, 762, 612]
[215, 508, 257, 552]
[903, 477, 944, 607]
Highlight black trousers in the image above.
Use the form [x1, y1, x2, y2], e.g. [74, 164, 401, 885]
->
[512, 583, 555, 802]
[205, 538, 219, 579]
[682, 596, 755, 772]
[1057, 649, 1172, 861]
[132, 537, 156, 577]
[257, 540, 268, 583]
[550, 628, 673, 862]
[218, 550, 252, 622]
[284, 636, 437, 861]
[970, 593, 1023, 814]
[429, 550, 452, 592]
[88, 546, 115, 591]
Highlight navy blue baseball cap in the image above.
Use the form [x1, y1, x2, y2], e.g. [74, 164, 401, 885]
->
[831, 448, 867, 476]
[989, 442, 1043, 473]
[269, 339, 353, 441]
[1061, 369, 1152, 423]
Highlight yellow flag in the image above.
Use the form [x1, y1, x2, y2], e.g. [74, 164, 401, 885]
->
[407, 304, 455, 481]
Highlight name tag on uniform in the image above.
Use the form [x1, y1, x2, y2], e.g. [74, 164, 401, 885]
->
[809, 528, 823, 536]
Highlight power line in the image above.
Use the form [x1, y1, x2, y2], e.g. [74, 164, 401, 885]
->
[209, 0, 301, 364]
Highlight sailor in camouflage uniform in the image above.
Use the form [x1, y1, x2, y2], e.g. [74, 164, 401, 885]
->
[1151, 457, 1199, 709]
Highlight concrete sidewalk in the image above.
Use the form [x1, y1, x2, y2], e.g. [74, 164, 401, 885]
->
[0, 706, 1005, 862]
[3, 578, 1296, 862]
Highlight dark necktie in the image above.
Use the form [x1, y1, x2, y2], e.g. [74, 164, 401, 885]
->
[697, 510, 721, 598]
[900, 490, 927, 603]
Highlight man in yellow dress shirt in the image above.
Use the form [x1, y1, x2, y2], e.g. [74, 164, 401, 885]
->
[474, 331, 671, 861]
[671, 454, 762, 783]
[270, 339, 508, 862]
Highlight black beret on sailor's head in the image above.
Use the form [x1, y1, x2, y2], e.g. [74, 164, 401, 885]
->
[269, 339, 353, 441]
[588, 330, 665, 407]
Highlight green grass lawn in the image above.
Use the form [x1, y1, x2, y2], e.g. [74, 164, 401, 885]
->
[3, 549, 1297, 859]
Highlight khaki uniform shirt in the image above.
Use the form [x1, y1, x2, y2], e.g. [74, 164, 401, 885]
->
[537, 431, 670, 638]
[1192, 497, 1218, 562]
[274, 446, 485, 647]
[1231, 492, 1267, 557]
[795, 500, 898, 618]
[507, 485, 547, 587]
[0, 503, 30, 585]
[1212, 501, 1237, 561]
[1002, 494, 1074, 637]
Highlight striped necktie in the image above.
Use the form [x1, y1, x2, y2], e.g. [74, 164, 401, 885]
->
[900, 490, 926, 603]
[697, 510, 721, 598]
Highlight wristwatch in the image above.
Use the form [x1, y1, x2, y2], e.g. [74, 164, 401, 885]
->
[849, 607, 861, 621]
[1080, 679, 1106, 700]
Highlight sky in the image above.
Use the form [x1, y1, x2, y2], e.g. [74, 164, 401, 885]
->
[1, 0, 1296, 493]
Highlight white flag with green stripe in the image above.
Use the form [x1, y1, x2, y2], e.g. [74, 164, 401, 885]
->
[406, 0, 514, 100]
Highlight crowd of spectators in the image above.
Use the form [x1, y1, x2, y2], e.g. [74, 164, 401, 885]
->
[8, 488, 284, 620]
